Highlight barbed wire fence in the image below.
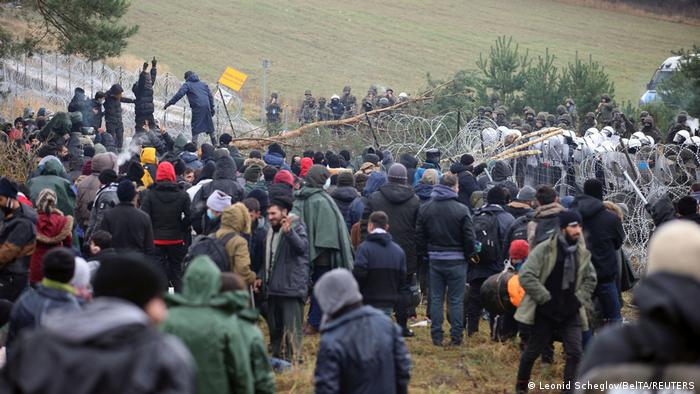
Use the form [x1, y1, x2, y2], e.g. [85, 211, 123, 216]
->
[0, 54, 257, 140]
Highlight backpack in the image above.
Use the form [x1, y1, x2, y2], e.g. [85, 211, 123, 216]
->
[472, 209, 502, 264]
[182, 232, 237, 272]
[509, 215, 529, 243]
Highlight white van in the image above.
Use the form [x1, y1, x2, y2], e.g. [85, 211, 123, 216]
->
[639, 56, 682, 105]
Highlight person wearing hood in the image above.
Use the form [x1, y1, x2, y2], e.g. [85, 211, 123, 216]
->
[67, 87, 91, 125]
[75, 152, 118, 230]
[292, 165, 354, 334]
[93, 127, 116, 153]
[99, 180, 155, 256]
[451, 154, 480, 208]
[264, 196, 309, 363]
[331, 172, 360, 231]
[416, 174, 475, 346]
[27, 157, 76, 218]
[263, 142, 290, 170]
[83, 169, 119, 248]
[0, 178, 37, 301]
[578, 221, 700, 387]
[215, 203, 257, 286]
[103, 83, 135, 150]
[162, 256, 274, 394]
[165, 71, 217, 145]
[348, 172, 387, 233]
[526, 185, 565, 249]
[313, 268, 411, 394]
[179, 142, 203, 170]
[1, 253, 195, 393]
[8, 247, 81, 348]
[360, 163, 420, 336]
[571, 179, 625, 325]
[414, 168, 439, 203]
[29, 189, 74, 284]
[515, 210, 597, 394]
[141, 162, 191, 292]
[243, 164, 267, 195]
[477, 160, 519, 200]
[638, 115, 661, 142]
[191, 155, 244, 234]
[399, 153, 418, 188]
[132, 58, 158, 131]
[139, 147, 158, 188]
[299, 157, 313, 178]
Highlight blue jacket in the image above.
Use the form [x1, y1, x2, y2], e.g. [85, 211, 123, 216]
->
[314, 305, 411, 394]
[7, 283, 80, 347]
[166, 73, 215, 135]
[179, 151, 203, 170]
[263, 151, 290, 170]
[353, 232, 407, 308]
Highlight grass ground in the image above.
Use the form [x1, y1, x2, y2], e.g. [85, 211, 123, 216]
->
[267, 295, 638, 393]
[123, 0, 700, 107]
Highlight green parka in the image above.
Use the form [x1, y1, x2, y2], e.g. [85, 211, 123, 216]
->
[27, 159, 76, 217]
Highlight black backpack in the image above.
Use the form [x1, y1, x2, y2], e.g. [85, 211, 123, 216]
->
[182, 233, 237, 272]
[472, 209, 502, 264]
[509, 215, 529, 243]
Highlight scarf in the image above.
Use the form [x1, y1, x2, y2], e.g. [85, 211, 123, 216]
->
[557, 232, 578, 290]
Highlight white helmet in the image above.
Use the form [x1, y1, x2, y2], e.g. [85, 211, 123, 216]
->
[630, 131, 646, 140]
[584, 127, 600, 137]
[601, 126, 616, 138]
[684, 135, 700, 147]
[398, 92, 408, 99]
[331, 94, 340, 101]
[674, 130, 691, 144]
[625, 138, 641, 150]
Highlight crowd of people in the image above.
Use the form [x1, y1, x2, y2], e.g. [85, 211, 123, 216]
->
[0, 71, 699, 393]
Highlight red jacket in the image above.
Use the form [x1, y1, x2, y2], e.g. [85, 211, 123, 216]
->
[29, 211, 73, 284]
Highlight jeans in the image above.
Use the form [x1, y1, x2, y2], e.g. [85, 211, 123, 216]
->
[594, 281, 622, 324]
[516, 314, 582, 393]
[429, 260, 467, 343]
[307, 265, 331, 330]
[156, 243, 187, 293]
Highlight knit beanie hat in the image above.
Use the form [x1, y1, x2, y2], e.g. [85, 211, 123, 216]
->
[559, 209, 582, 229]
[98, 169, 118, 185]
[516, 185, 536, 202]
[313, 269, 363, 323]
[206, 190, 232, 212]
[387, 163, 407, 184]
[273, 170, 295, 187]
[93, 143, 107, 154]
[117, 179, 137, 202]
[37, 188, 58, 214]
[364, 153, 380, 165]
[647, 220, 700, 283]
[460, 154, 475, 167]
[42, 247, 76, 283]
[126, 161, 145, 183]
[83, 145, 96, 158]
[156, 161, 176, 183]
[583, 179, 604, 200]
[93, 253, 166, 309]
[0, 177, 18, 199]
[268, 142, 286, 158]
[337, 171, 355, 187]
[486, 186, 507, 205]
[247, 188, 270, 212]
[270, 195, 294, 212]
[300, 157, 313, 177]
[509, 240, 529, 260]
[244, 165, 263, 183]
[676, 195, 698, 216]
[305, 165, 330, 188]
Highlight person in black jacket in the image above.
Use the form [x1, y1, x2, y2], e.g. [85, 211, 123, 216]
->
[578, 221, 700, 385]
[361, 163, 420, 334]
[99, 180, 155, 257]
[264, 196, 309, 363]
[87, 91, 105, 130]
[133, 58, 157, 131]
[353, 211, 407, 322]
[330, 172, 359, 232]
[103, 84, 135, 151]
[67, 87, 91, 124]
[451, 154, 480, 209]
[140, 162, 191, 292]
[572, 179, 625, 325]
[416, 174, 475, 346]
[191, 154, 244, 234]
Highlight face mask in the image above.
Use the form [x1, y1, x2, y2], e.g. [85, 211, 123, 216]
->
[323, 177, 331, 191]
[207, 209, 218, 220]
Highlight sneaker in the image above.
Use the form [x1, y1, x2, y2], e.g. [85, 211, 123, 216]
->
[449, 339, 462, 347]
[402, 328, 415, 338]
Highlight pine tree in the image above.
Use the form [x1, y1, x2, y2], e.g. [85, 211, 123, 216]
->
[559, 53, 615, 117]
[658, 46, 700, 118]
[522, 49, 561, 114]
[476, 36, 530, 110]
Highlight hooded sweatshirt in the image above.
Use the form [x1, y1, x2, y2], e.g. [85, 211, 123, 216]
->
[215, 203, 256, 284]
[27, 159, 76, 217]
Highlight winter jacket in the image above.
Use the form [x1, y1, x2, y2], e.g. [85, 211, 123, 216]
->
[477, 161, 519, 199]
[141, 182, 191, 242]
[331, 186, 360, 231]
[27, 159, 76, 217]
[93, 131, 116, 152]
[0, 203, 37, 275]
[179, 151, 203, 170]
[103, 93, 134, 132]
[469, 204, 514, 280]
[353, 232, 407, 308]
[579, 273, 700, 378]
[265, 220, 310, 299]
[413, 183, 433, 203]
[7, 280, 80, 347]
[99, 202, 155, 256]
[262, 151, 290, 170]
[515, 233, 597, 330]
[1, 297, 195, 394]
[192, 155, 244, 234]
[87, 98, 103, 130]
[416, 184, 475, 262]
[29, 211, 73, 284]
[75, 152, 118, 228]
[451, 163, 480, 207]
[292, 187, 354, 270]
[132, 67, 157, 127]
[505, 201, 532, 219]
[572, 194, 625, 283]
[67, 91, 91, 123]
[314, 305, 411, 394]
[362, 183, 420, 274]
[399, 154, 418, 187]
[84, 182, 118, 244]
[215, 204, 256, 285]
[166, 73, 215, 135]
[131, 129, 173, 155]
[162, 257, 274, 394]
[527, 202, 564, 249]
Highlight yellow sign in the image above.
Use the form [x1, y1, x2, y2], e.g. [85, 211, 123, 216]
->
[218, 67, 248, 92]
